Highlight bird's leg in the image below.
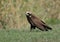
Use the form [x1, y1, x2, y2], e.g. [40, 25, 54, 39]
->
[30, 25, 33, 31]
[30, 25, 35, 31]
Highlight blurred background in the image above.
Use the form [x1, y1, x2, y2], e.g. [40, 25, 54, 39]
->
[0, 0, 60, 29]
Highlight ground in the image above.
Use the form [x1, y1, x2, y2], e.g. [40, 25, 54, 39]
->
[0, 24, 60, 42]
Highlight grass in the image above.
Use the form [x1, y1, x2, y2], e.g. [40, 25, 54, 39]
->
[0, 24, 60, 42]
[46, 18, 60, 25]
[0, 0, 60, 42]
[0, 0, 60, 28]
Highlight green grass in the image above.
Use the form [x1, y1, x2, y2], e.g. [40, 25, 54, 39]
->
[0, 24, 60, 42]
[46, 18, 60, 24]
[0, 0, 60, 42]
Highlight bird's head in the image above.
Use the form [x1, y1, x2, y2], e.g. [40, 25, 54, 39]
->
[25, 11, 32, 17]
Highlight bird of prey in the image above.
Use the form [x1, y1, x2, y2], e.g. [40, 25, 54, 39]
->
[25, 11, 52, 31]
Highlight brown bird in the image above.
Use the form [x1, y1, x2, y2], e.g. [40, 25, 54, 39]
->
[25, 11, 52, 31]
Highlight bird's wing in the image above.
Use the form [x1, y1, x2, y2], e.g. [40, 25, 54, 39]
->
[30, 17, 45, 30]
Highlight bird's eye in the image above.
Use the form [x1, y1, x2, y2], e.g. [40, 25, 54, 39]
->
[27, 13, 30, 14]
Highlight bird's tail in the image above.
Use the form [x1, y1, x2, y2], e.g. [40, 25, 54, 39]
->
[46, 26, 52, 30]
[43, 25, 52, 30]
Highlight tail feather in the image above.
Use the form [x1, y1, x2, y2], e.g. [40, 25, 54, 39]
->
[46, 26, 52, 30]
[43, 25, 52, 30]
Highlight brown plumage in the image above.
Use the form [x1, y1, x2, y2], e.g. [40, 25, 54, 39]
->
[25, 11, 52, 31]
